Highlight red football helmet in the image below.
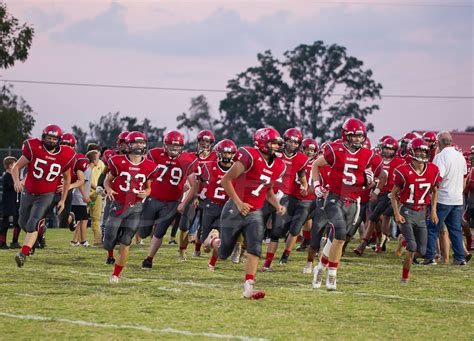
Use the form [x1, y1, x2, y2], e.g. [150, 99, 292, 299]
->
[341, 118, 366, 149]
[215, 139, 237, 163]
[254, 127, 281, 155]
[301, 138, 318, 159]
[381, 137, 398, 158]
[422, 131, 437, 149]
[164, 130, 185, 158]
[377, 135, 392, 148]
[42, 124, 63, 150]
[408, 138, 430, 163]
[126, 131, 147, 155]
[463, 151, 470, 162]
[117, 131, 129, 146]
[196, 130, 215, 153]
[283, 128, 303, 153]
[452, 143, 462, 153]
[61, 133, 76, 148]
[363, 136, 371, 149]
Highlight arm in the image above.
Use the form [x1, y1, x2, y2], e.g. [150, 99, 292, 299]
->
[430, 186, 439, 224]
[57, 169, 71, 214]
[221, 161, 253, 216]
[310, 156, 329, 198]
[370, 170, 388, 203]
[390, 185, 405, 224]
[12, 156, 29, 193]
[177, 174, 200, 213]
[104, 173, 117, 201]
[266, 189, 286, 216]
[297, 170, 308, 197]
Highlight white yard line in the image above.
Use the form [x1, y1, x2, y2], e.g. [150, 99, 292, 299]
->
[0, 312, 268, 341]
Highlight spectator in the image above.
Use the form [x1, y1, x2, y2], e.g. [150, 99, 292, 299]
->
[87, 143, 105, 246]
[424, 131, 469, 265]
[0, 157, 21, 249]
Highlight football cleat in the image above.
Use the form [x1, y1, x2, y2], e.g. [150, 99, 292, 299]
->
[37, 235, 46, 249]
[242, 280, 265, 300]
[353, 247, 364, 256]
[400, 278, 409, 285]
[141, 258, 152, 269]
[80, 241, 90, 247]
[109, 275, 120, 284]
[15, 252, 26, 268]
[303, 261, 313, 274]
[312, 264, 326, 289]
[177, 250, 188, 262]
[260, 266, 273, 272]
[230, 243, 241, 264]
[279, 253, 289, 266]
[208, 264, 215, 272]
[193, 251, 201, 257]
[9, 242, 21, 249]
[239, 249, 247, 264]
[296, 240, 309, 252]
[326, 273, 337, 291]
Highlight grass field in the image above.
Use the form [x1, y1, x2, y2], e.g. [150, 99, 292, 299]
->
[1, 229, 473, 340]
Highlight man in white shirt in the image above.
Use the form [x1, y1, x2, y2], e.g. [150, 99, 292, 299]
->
[424, 131, 468, 265]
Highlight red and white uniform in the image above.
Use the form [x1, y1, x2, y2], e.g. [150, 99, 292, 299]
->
[201, 161, 230, 206]
[393, 163, 441, 207]
[381, 157, 406, 193]
[197, 150, 218, 198]
[293, 157, 316, 200]
[71, 153, 90, 184]
[147, 148, 199, 202]
[22, 138, 76, 195]
[324, 141, 380, 200]
[233, 146, 286, 211]
[103, 149, 118, 165]
[108, 155, 157, 211]
[276, 151, 308, 196]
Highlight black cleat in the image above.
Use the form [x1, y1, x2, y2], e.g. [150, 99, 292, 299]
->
[15, 252, 26, 267]
[105, 257, 115, 265]
[279, 253, 289, 265]
[9, 242, 21, 249]
[296, 240, 309, 252]
[37, 236, 46, 249]
[141, 258, 153, 269]
[0, 244, 9, 250]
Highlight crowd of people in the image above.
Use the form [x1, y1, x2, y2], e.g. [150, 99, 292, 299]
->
[2, 118, 473, 299]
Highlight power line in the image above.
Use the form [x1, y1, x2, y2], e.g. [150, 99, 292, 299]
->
[312, 1, 473, 8]
[1, 79, 473, 100]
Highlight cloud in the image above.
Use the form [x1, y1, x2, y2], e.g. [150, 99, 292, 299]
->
[23, 7, 66, 31]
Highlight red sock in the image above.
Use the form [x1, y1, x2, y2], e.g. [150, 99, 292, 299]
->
[21, 245, 31, 256]
[264, 252, 274, 268]
[307, 255, 315, 263]
[146, 256, 153, 262]
[402, 267, 410, 280]
[328, 261, 338, 269]
[284, 249, 291, 257]
[466, 235, 472, 250]
[112, 264, 124, 277]
[371, 232, 377, 243]
[180, 246, 187, 251]
[108, 250, 114, 258]
[303, 231, 311, 241]
[401, 240, 408, 247]
[245, 274, 255, 281]
[0, 233, 6, 244]
[195, 242, 202, 252]
[320, 256, 329, 266]
[209, 255, 218, 267]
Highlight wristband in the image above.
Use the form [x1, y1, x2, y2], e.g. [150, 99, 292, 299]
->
[373, 188, 381, 195]
[312, 180, 321, 188]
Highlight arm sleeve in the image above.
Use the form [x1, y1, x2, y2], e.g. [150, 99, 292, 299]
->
[234, 148, 252, 171]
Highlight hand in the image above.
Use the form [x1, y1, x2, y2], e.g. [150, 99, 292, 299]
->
[365, 168, 374, 184]
[135, 190, 147, 199]
[82, 195, 91, 204]
[177, 202, 186, 214]
[57, 200, 65, 215]
[276, 204, 287, 216]
[369, 192, 378, 203]
[192, 198, 199, 209]
[314, 185, 328, 199]
[56, 184, 64, 193]
[236, 201, 254, 217]
[430, 211, 439, 225]
[394, 214, 406, 225]
[13, 180, 23, 193]
[105, 187, 117, 201]
[299, 184, 308, 197]
[96, 186, 104, 196]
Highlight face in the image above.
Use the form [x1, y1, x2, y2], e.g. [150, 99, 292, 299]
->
[382, 147, 396, 158]
[119, 141, 128, 152]
[130, 141, 146, 155]
[268, 140, 281, 155]
[166, 143, 183, 157]
[198, 139, 211, 151]
[92, 155, 99, 166]
[43, 135, 59, 150]
[413, 148, 428, 162]
[303, 147, 316, 159]
[222, 152, 233, 161]
[284, 139, 299, 153]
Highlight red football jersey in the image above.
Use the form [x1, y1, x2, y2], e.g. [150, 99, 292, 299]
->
[293, 157, 315, 200]
[201, 161, 230, 205]
[323, 141, 378, 200]
[147, 148, 199, 201]
[196, 150, 218, 198]
[108, 154, 157, 211]
[468, 167, 474, 191]
[103, 149, 117, 165]
[428, 148, 436, 163]
[319, 165, 331, 189]
[381, 157, 405, 192]
[233, 146, 286, 211]
[22, 138, 76, 195]
[276, 151, 308, 195]
[71, 153, 90, 184]
[393, 163, 441, 206]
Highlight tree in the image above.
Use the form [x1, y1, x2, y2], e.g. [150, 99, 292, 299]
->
[217, 41, 382, 145]
[0, 2, 34, 69]
[176, 95, 214, 148]
[0, 84, 35, 148]
[121, 116, 166, 148]
[88, 112, 125, 149]
[465, 126, 474, 133]
[71, 125, 88, 153]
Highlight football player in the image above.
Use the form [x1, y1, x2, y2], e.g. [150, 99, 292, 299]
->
[391, 138, 440, 284]
[219, 127, 286, 299]
[12, 124, 76, 267]
[422, 131, 437, 162]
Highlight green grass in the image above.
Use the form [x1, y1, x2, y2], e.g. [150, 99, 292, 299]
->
[1, 229, 473, 340]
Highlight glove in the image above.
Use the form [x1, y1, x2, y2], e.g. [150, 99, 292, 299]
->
[314, 185, 328, 199]
[365, 169, 374, 184]
[96, 186, 104, 196]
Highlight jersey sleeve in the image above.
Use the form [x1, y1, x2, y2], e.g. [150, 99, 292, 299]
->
[200, 163, 211, 184]
[323, 144, 335, 167]
[21, 140, 33, 161]
[432, 165, 442, 187]
[393, 168, 405, 187]
[108, 157, 119, 177]
[62, 149, 77, 172]
[186, 157, 199, 175]
[234, 147, 253, 171]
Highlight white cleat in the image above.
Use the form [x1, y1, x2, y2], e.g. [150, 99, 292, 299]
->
[231, 244, 241, 264]
[326, 273, 337, 291]
[109, 275, 120, 284]
[312, 265, 326, 289]
[208, 264, 215, 272]
[303, 261, 313, 274]
[242, 280, 265, 300]
[177, 250, 188, 262]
